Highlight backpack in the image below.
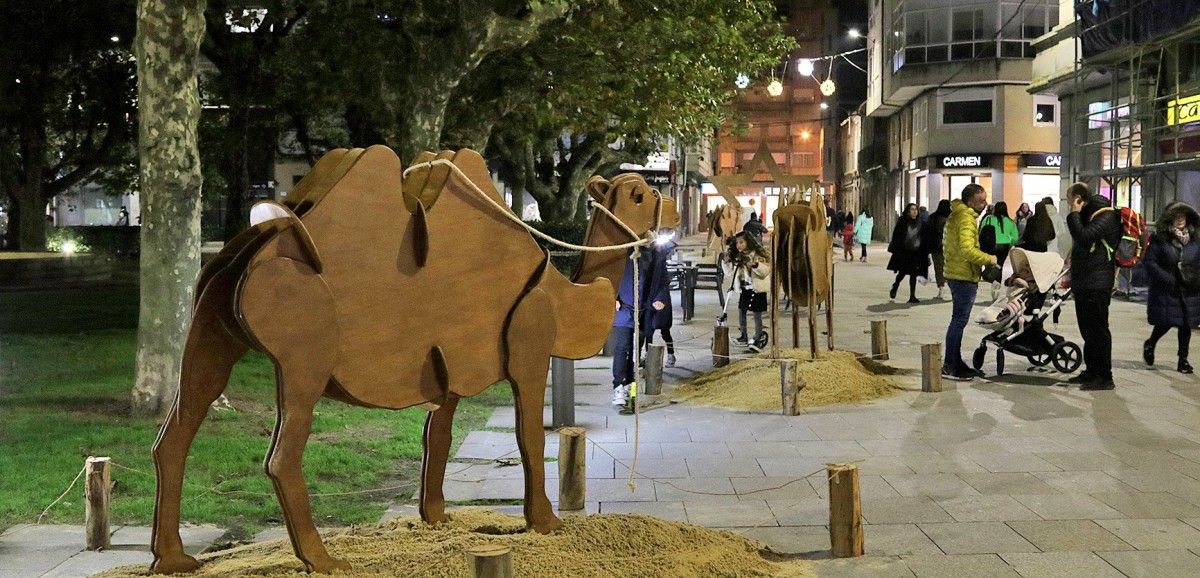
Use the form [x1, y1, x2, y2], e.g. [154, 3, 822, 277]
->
[1093, 206, 1147, 268]
[979, 217, 997, 255]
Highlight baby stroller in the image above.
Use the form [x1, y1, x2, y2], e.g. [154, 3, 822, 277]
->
[971, 248, 1083, 375]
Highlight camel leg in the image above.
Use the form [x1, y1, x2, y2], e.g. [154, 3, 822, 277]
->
[151, 285, 247, 574]
[505, 288, 561, 533]
[419, 394, 461, 524]
[264, 364, 348, 573]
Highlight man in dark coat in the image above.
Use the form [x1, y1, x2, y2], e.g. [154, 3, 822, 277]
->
[1064, 182, 1123, 390]
[1143, 202, 1200, 374]
[641, 237, 677, 367]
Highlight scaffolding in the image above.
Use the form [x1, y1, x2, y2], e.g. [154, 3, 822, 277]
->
[1064, 0, 1200, 216]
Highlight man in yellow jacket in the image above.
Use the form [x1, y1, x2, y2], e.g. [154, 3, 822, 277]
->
[942, 184, 998, 380]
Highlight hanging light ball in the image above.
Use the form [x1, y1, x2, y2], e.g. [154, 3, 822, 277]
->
[735, 74, 750, 89]
[767, 79, 783, 96]
[798, 59, 815, 76]
[820, 79, 836, 96]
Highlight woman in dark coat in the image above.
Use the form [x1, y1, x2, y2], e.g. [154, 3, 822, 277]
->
[1143, 202, 1200, 374]
[887, 203, 930, 304]
[927, 200, 952, 299]
[641, 236, 677, 367]
[1017, 199, 1057, 253]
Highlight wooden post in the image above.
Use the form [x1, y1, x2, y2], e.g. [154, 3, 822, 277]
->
[780, 359, 804, 416]
[713, 325, 729, 368]
[922, 343, 943, 393]
[551, 357, 575, 428]
[85, 456, 111, 550]
[643, 344, 665, 395]
[558, 427, 586, 511]
[870, 320, 889, 361]
[770, 234, 781, 364]
[827, 462, 864, 558]
[467, 544, 514, 578]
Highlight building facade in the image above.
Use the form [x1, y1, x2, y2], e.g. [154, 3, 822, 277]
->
[1031, 0, 1200, 217]
[713, 0, 837, 227]
[866, 0, 1062, 236]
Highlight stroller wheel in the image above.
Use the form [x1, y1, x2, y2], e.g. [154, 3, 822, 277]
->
[996, 350, 1005, 375]
[1028, 353, 1052, 367]
[1052, 341, 1083, 373]
[972, 345, 986, 371]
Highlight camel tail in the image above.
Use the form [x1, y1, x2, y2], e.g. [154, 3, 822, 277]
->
[537, 266, 615, 360]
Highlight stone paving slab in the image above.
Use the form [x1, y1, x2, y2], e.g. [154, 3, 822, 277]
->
[901, 553, 1022, 577]
[935, 495, 1041, 523]
[1005, 519, 1132, 552]
[916, 522, 1039, 555]
[1095, 518, 1200, 550]
[1097, 549, 1200, 577]
[0, 524, 223, 578]
[998, 552, 1126, 578]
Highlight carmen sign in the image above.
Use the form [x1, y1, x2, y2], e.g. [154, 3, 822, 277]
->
[939, 155, 986, 168]
[1168, 94, 1200, 126]
[1021, 153, 1062, 167]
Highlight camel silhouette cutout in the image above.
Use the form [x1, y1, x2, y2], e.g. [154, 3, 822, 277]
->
[771, 193, 834, 357]
[149, 146, 679, 574]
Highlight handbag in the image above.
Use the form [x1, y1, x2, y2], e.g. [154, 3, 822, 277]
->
[1180, 261, 1200, 294]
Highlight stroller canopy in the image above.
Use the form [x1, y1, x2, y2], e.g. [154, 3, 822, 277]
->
[1007, 248, 1064, 292]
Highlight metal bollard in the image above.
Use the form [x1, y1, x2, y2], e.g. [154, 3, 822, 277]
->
[551, 357, 575, 428]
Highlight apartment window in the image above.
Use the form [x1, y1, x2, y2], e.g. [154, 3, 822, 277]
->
[890, 0, 1057, 72]
[943, 100, 992, 124]
[1034, 94, 1058, 126]
[794, 152, 816, 168]
[914, 97, 928, 134]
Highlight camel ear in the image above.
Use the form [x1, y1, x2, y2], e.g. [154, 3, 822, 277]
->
[585, 176, 610, 204]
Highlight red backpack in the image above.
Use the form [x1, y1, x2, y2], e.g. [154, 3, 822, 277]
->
[1093, 206, 1147, 268]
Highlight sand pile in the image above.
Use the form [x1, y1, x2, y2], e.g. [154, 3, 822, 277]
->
[673, 349, 900, 411]
[97, 509, 811, 578]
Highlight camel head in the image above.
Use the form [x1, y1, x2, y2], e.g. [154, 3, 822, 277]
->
[572, 174, 680, 287]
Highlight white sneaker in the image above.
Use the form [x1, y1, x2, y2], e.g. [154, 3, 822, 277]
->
[611, 384, 629, 406]
[666, 354, 676, 367]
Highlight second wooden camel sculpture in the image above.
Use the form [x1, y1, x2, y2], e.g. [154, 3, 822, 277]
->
[770, 192, 834, 357]
[149, 145, 679, 574]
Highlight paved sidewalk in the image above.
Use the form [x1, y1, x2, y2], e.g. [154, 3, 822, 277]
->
[442, 240, 1200, 577]
[0, 524, 223, 578]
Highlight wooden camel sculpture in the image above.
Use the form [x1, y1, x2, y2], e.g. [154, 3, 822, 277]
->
[770, 192, 834, 358]
[149, 145, 679, 574]
[704, 203, 743, 260]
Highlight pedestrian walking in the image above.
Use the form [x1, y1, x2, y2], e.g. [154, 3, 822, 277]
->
[1017, 200, 1057, 253]
[723, 232, 771, 352]
[611, 247, 653, 406]
[1015, 202, 1033, 239]
[941, 184, 998, 381]
[641, 234, 678, 368]
[980, 201, 1019, 299]
[1143, 202, 1200, 375]
[1063, 182, 1122, 391]
[743, 212, 768, 243]
[928, 200, 952, 299]
[854, 209, 874, 263]
[887, 203, 931, 304]
[841, 212, 856, 262]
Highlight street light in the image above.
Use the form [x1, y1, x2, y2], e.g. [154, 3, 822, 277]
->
[767, 79, 783, 97]
[848, 28, 861, 39]
[820, 102, 829, 110]
[798, 59, 815, 76]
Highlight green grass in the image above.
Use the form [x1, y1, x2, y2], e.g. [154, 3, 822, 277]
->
[0, 285, 513, 537]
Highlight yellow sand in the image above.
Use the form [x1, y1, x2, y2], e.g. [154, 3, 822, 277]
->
[673, 349, 900, 411]
[97, 510, 811, 578]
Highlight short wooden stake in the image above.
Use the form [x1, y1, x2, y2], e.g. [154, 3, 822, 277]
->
[827, 462, 864, 558]
[713, 325, 729, 368]
[922, 343, 943, 393]
[85, 456, 111, 550]
[467, 544, 514, 578]
[870, 320, 888, 361]
[557, 427, 586, 511]
[643, 344, 665, 395]
[780, 359, 804, 416]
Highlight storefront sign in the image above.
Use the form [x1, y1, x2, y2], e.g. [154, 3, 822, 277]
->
[1021, 153, 1062, 167]
[1168, 93, 1200, 126]
[938, 155, 986, 169]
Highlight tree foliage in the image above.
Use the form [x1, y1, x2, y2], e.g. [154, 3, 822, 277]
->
[0, 1, 137, 250]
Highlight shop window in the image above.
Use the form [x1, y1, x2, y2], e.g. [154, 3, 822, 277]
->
[942, 99, 993, 124]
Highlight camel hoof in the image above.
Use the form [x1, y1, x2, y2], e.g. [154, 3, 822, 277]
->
[151, 553, 200, 574]
[305, 554, 351, 574]
[529, 514, 564, 534]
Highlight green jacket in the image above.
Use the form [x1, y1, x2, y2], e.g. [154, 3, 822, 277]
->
[980, 214, 1019, 246]
[944, 200, 994, 283]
